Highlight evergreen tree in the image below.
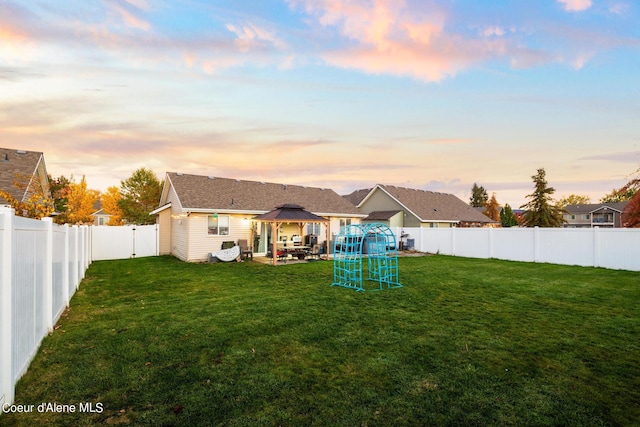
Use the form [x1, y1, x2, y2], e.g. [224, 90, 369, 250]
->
[118, 168, 162, 225]
[520, 168, 564, 227]
[500, 203, 518, 227]
[469, 183, 488, 207]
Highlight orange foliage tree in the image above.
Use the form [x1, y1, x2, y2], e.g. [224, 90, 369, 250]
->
[101, 185, 125, 225]
[0, 172, 54, 219]
[483, 193, 501, 222]
[64, 176, 100, 224]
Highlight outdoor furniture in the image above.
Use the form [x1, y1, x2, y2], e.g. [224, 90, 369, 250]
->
[237, 239, 253, 261]
[308, 244, 321, 260]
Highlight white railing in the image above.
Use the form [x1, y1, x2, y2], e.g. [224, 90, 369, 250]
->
[0, 207, 91, 410]
[397, 226, 640, 271]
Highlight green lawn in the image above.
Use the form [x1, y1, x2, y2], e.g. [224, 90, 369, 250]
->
[2, 255, 639, 426]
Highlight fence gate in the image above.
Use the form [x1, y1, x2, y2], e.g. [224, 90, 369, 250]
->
[91, 225, 158, 261]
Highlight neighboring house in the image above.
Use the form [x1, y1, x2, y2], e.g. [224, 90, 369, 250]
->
[344, 184, 498, 228]
[91, 201, 111, 226]
[563, 202, 629, 228]
[0, 147, 50, 207]
[152, 172, 366, 262]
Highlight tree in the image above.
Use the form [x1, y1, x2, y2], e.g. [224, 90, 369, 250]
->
[469, 183, 488, 207]
[520, 168, 564, 227]
[65, 176, 100, 224]
[622, 191, 640, 227]
[101, 185, 125, 225]
[49, 174, 71, 223]
[557, 194, 591, 209]
[483, 193, 501, 222]
[0, 172, 54, 219]
[601, 165, 639, 203]
[118, 168, 162, 225]
[500, 203, 518, 227]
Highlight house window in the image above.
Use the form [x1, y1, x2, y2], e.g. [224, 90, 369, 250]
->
[208, 215, 230, 235]
[430, 223, 439, 228]
[583, 214, 590, 220]
[570, 215, 575, 220]
[307, 223, 321, 235]
[339, 219, 351, 228]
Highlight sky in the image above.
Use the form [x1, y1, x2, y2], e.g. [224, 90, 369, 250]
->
[1, 0, 639, 208]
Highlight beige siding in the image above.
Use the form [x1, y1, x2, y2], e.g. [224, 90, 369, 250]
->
[186, 213, 252, 262]
[157, 209, 172, 255]
[420, 222, 454, 228]
[166, 185, 188, 261]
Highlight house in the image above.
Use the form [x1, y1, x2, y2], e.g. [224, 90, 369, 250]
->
[563, 202, 629, 228]
[344, 184, 498, 228]
[0, 147, 50, 208]
[152, 172, 366, 262]
[91, 201, 111, 226]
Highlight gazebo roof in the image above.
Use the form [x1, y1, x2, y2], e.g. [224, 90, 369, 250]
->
[253, 203, 329, 222]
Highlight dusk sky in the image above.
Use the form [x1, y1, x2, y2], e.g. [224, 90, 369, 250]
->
[1, 0, 639, 207]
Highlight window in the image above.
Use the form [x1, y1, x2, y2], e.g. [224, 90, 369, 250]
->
[208, 215, 229, 235]
[339, 218, 352, 228]
[583, 214, 590, 220]
[430, 223, 439, 228]
[306, 223, 321, 235]
[570, 215, 575, 220]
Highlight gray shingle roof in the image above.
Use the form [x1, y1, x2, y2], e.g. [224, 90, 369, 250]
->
[565, 202, 628, 214]
[364, 210, 402, 221]
[166, 173, 363, 216]
[0, 148, 44, 204]
[369, 184, 497, 224]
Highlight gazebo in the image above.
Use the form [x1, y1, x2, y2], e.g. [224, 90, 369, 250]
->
[252, 204, 330, 266]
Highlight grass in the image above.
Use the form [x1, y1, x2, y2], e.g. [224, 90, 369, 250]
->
[2, 255, 639, 426]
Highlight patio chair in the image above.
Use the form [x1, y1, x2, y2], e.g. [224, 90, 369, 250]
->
[237, 239, 253, 261]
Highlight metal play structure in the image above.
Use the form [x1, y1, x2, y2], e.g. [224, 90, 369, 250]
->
[331, 223, 403, 292]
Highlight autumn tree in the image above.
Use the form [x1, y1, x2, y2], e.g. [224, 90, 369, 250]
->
[118, 168, 162, 225]
[500, 203, 518, 227]
[520, 168, 564, 227]
[469, 183, 488, 207]
[483, 193, 501, 221]
[0, 172, 54, 219]
[101, 185, 125, 225]
[64, 176, 100, 224]
[616, 164, 640, 227]
[49, 175, 71, 223]
[557, 194, 591, 209]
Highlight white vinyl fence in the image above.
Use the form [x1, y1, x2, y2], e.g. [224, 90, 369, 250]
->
[397, 226, 640, 271]
[91, 224, 159, 261]
[0, 207, 91, 410]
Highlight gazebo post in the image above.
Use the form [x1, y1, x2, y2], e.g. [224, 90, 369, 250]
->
[272, 222, 278, 266]
[325, 221, 330, 261]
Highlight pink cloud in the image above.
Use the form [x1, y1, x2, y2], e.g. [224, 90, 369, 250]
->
[104, 0, 152, 31]
[557, 0, 593, 12]
[288, 0, 509, 82]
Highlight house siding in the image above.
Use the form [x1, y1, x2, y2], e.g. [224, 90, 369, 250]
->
[166, 185, 189, 261]
[360, 190, 426, 227]
[187, 213, 252, 262]
[157, 209, 172, 255]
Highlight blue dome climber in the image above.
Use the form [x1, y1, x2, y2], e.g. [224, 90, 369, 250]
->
[331, 223, 403, 292]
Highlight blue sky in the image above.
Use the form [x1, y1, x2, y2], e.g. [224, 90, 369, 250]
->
[1, 0, 639, 207]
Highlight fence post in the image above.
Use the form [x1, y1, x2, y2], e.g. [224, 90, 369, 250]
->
[451, 226, 456, 256]
[488, 227, 494, 259]
[593, 227, 600, 268]
[533, 227, 540, 263]
[62, 224, 70, 308]
[0, 207, 14, 407]
[42, 218, 54, 332]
